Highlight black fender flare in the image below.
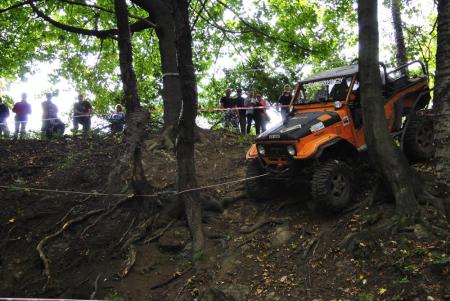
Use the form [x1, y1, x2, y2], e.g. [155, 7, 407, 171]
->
[314, 137, 344, 159]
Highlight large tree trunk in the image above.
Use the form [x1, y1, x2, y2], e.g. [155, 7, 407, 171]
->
[390, 0, 408, 70]
[131, 0, 182, 136]
[108, 0, 149, 195]
[358, 0, 418, 218]
[433, 0, 450, 196]
[173, 0, 205, 254]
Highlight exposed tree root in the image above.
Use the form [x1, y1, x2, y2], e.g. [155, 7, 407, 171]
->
[339, 216, 403, 251]
[149, 266, 192, 290]
[114, 217, 136, 248]
[221, 193, 246, 208]
[144, 219, 175, 244]
[148, 125, 175, 151]
[37, 208, 105, 292]
[90, 273, 101, 300]
[119, 244, 137, 278]
[81, 196, 133, 237]
[275, 200, 300, 211]
[0, 225, 16, 250]
[174, 278, 191, 301]
[239, 216, 290, 234]
[303, 238, 319, 259]
[55, 207, 76, 226]
[121, 215, 156, 252]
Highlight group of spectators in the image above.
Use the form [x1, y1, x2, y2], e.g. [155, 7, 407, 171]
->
[0, 93, 126, 139]
[219, 85, 293, 135]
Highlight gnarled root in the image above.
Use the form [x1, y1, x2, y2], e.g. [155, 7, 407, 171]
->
[144, 219, 175, 244]
[121, 215, 156, 252]
[240, 216, 291, 234]
[119, 244, 137, 278]
[37, 208, 105, 292]
[147, 125, 175, 151]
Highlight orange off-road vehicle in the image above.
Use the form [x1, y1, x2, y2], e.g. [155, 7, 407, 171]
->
[245, 61, 434, 211]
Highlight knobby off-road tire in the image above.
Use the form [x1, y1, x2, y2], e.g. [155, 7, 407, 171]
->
[311, 160, 354, 212]
[245, 159, 272, 201]
[403, 115, 434, 162]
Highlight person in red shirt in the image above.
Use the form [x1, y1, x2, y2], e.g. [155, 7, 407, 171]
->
[12, 93, 32, 139]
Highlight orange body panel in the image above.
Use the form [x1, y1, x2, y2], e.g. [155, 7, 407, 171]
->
[246, 73, 429, 165]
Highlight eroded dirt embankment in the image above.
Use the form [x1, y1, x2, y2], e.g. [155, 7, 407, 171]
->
[0, 131, 448, 301]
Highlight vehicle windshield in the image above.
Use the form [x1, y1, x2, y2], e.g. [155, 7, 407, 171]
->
[294, 76, 355, 104]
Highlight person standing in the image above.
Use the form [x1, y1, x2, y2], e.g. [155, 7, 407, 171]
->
[73, 94, 93, 134]
[245, 90, 260, 135]
[220, 88, 237, 128]
[110, 104, 126, 134]
[234, 88, 247, 134]
[42, 93, 65, 138]
[257, 94, 270, 133]
[277, 84, 292, 122]
[12, 93, 31, 139]
[0, 96, 10, 138]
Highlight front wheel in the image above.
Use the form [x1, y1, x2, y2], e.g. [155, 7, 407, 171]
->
[311, 160, 354, 212]
[245, 159, 272, 201]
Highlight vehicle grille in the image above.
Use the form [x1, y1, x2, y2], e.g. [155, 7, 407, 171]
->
[264, 144, 289, 158]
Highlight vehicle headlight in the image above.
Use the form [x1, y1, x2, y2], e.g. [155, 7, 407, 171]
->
[334, 101, 343, 109]
[257, 145, 266, 156]
[287, 145, 296, 156]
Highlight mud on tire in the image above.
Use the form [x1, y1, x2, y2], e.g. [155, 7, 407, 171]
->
[311, 160, 354, 212]
[403, 115, 434, 162]
[245, 159, 272, 201]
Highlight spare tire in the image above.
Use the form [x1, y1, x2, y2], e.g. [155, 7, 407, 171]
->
[403, 115, 434, 162]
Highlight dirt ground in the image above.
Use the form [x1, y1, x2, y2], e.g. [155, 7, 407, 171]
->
[0, 130, 448, 301]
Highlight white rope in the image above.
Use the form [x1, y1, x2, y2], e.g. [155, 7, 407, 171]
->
[0, 173, 269, 199]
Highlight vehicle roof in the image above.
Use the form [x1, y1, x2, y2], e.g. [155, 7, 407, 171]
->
[299, 64, 358, 84]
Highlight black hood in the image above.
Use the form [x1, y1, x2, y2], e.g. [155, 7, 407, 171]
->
[256, 111, 341, 141]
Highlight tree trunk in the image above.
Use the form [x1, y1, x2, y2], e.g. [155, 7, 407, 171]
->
[433, 0, 450, 196]
[173, 0, 205, 254]
[131, 0, 182, 136]
[390, 0, 408, 70]
[108, 0, 149, 195]
[358, 0, 418, 218]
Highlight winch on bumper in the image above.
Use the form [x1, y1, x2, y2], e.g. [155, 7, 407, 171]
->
[250, 143, 314, 180]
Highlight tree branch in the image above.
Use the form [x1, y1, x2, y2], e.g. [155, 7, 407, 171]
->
[28, 0, 117, 38]
[214, 0, 313, 54]
[27, 0, 154, 39]
[190, 0, 209, 31]
[56, 0, 156, 28]
[0, 0, 38, 14]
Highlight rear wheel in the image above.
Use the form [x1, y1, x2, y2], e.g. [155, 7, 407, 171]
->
[311, 160, 354, 212]
[245, 159, 272, 201]
[403, 115, 434, 162]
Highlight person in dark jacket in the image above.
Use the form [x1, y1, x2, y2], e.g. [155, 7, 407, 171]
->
[277, 84, 292, 122]
[256, 94, 270, 133]
[0, 96, 10, 138]
[220, 88, 238, 128]
[245, 90, 260, 135]
[234, 88, 246, 134]
[73, 94, 93, 134]
[42, 93, 65, 138]
[12, 93, 31, 139]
